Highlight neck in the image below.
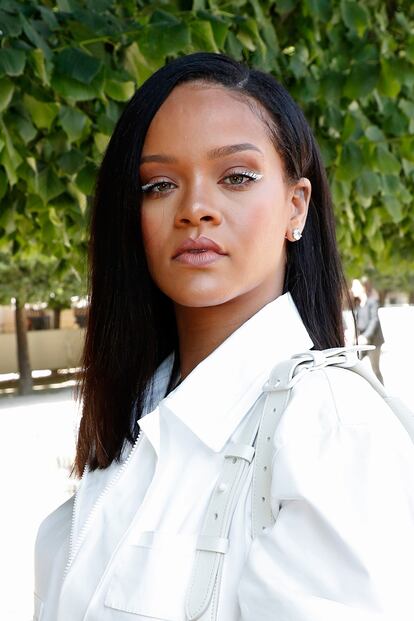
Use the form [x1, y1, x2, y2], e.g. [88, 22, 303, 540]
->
[174, 285, 282, 380]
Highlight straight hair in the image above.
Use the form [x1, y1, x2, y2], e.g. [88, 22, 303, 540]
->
[75, 52, 348, 476]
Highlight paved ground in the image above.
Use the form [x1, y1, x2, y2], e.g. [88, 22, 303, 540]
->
[0, 388, 80, 621]
[1, 344, 413, 621]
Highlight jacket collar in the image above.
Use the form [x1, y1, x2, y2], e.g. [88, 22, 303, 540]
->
[139, 292, 313, 454]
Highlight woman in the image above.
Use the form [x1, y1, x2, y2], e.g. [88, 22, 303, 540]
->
[34, 52, 414, 621]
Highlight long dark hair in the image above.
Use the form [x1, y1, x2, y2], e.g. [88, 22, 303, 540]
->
[75, 52, 347, 476]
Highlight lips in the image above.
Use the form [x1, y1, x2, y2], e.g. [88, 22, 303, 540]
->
[172, 236, 226, 259]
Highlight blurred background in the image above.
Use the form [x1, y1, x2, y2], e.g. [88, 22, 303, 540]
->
[0, 0, 413, 618]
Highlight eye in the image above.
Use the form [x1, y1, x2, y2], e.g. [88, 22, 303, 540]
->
[141, 180, 176, 196]
[221, 170, 263, 188]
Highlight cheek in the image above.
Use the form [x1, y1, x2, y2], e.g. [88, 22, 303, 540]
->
[232, 195, 287, 259]
[140, 206, 166, 262]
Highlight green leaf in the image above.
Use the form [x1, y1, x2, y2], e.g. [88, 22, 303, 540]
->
[342, 113, 358, 141]
[341, 1, 369, 37]
[355, 171, 381, 198]
[383, 195, 403, 223]
[67, 181, 87, 214]
[59, 106, 90, 142]
[57, 149, 85, 174]
[236, 30, 256, 52]
[400, 137, 414, 163]
[320, 71, 344, 101]
[149, 9, 181, 25]
[36, 168, 65, 203]
[48, 206, 62, 227]
[56, 0, 82, 11]
[407, 40, 414, 64]
[97, 113, 115, 134]
[0, 11, 22, 37]
[241, 18, 267, 57]
[275, 0, 297, 15]
[399, 99, 414, 121]
[38, 6, 59, 30]
[336, 142, 364, 181]
[13, 115, 37, 144]
[104, 79, 135, 102]
[139, 23, 191, 59]
[31, 49, 50, 86]
[226, 32, 243, 60]
[0, 48, 26, 77]
[319, 138, 336, 167]
[55, 48, 103, 85]
[20, 14, 51, 59]
[191, 20, 219, 52]
[365, 125, 385, 142]
[0, 168, 7, 200]
[380, 174, 400, 195]
[0, 77, 14, 112]
[75, 162, 97, 195]
[23, 95, 59, 131]
[344, 62, 379, 99]
[249, 0, 265, 21]
[51, 73, 100, 102]
[124, 42, 155, 84]
[378, 60, 401, 98]
[370, 230, 385, 254]
[93, 133, 109, 154]
[0, 121, 22, 186]
[305, 0, 332, 21]
[331, 178, 350, 204]
[374, 145, 401, 175]
[196, 12, 229, 49]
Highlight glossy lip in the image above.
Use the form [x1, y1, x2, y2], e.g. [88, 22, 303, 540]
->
[172, 236, 227, 259]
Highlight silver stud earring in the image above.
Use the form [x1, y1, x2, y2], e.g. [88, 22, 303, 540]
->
[292, 228, 302, 241]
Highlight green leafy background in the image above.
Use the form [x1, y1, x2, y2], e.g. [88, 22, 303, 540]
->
[1, 0, 413, 304]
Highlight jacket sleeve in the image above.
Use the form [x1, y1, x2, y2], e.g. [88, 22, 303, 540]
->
[237, 372, 414, 621]
[361, 298, 380, 340]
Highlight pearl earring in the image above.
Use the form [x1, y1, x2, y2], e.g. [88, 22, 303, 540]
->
[292, 228, 302, 241]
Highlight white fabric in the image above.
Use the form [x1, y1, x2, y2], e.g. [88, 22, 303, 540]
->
[34, 292, 414, 621]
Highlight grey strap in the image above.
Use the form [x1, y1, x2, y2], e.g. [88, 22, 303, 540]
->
[185, 394, 265, 621]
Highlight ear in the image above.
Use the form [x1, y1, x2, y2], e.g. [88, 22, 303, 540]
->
[285, 177, 311, 242]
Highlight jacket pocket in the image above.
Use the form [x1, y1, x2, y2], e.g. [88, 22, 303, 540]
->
[33, 593, 44, 621]
[104, 531, 197, 620]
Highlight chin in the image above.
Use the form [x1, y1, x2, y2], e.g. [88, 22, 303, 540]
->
[165, 285, 238, 309]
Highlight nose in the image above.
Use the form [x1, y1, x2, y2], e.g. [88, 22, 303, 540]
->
[174, 181, 222, 229]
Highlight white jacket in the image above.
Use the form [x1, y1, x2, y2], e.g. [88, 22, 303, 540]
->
[34, 293, 414, 621]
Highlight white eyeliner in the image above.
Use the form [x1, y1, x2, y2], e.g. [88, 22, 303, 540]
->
[141, 171, 263, 193]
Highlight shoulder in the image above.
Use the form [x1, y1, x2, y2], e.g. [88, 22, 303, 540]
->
[35, 496, 74, 596]
[36, 494, 74, 554]
[35, 496, 74, 591]
[36, 495, 74, 542]
[273, 364, 410, 451]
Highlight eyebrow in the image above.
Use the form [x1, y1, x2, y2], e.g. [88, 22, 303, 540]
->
[139, 143, 263, 165]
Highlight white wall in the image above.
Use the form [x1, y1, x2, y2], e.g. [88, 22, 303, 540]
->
[0, 328, 84, 374]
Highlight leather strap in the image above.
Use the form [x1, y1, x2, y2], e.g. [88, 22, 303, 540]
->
[252, 345, 414, 539]
[252, 347, 371, 539]
[185, 394, 265, 621]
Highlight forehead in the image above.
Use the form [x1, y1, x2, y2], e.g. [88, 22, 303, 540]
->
[142, 82, 275, 153]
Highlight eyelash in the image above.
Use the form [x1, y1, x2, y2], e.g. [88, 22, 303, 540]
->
[140, 170, 263, 196]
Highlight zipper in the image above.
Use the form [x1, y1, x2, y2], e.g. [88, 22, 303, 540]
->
[63, 430, 144, 579]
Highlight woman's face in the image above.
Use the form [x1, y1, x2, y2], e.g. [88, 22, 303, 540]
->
[140, 82, 310, 309]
